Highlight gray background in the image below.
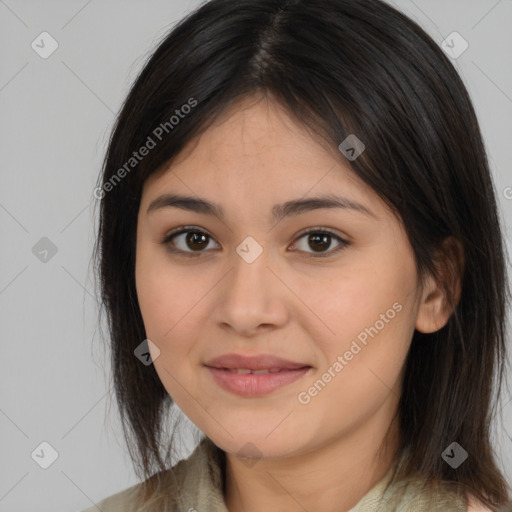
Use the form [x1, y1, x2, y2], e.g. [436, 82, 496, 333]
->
[0, 0, 511, 510]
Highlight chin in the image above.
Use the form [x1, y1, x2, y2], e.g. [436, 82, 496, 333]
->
[211, 431, 305, 461]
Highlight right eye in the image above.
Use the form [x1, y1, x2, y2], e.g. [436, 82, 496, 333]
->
[161, 226, 220, 257]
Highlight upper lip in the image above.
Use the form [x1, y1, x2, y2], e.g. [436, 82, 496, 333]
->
[204, 353, 311, 371]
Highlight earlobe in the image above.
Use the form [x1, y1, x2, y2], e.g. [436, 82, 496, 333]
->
[415, 237, 464, 334]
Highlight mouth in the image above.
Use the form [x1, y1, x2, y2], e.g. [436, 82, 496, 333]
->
[204, 352, 310, 371]
[211, 367, 308, 374]
[205, 365, 312, 397]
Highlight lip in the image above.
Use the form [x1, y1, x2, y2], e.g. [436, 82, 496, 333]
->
[206, 366, 312, 397]
[204, 353, 312, 397]
[204, 353, 310, 371]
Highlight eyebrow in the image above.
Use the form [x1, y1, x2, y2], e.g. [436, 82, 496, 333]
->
[146, 193, 377, 222]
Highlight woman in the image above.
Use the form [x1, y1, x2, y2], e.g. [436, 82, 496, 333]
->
[85, 0, 512, 510]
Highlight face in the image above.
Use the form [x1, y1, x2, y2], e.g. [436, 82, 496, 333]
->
[135, 95, 426, 460]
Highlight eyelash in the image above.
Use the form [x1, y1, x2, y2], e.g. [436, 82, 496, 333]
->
[160, 226, 350, 258]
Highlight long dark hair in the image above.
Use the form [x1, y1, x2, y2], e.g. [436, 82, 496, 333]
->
[92, 0, 511, 509]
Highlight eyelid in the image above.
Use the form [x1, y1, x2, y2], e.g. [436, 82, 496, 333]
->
[161, 225, 350, 257]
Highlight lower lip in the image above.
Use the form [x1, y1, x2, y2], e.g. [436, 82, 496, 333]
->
[206, 366, 312, 397]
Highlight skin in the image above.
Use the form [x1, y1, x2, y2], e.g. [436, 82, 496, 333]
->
[135, 94, 457, 512]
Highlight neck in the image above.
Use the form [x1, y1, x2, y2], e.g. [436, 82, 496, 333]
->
[223, 410, 400, 512]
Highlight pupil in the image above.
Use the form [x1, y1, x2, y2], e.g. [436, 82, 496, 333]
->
[187, 232, 208, 250]
[309, 234, 330, 252]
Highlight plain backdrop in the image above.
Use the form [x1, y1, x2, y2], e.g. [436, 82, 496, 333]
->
[0, 0, 511, 510]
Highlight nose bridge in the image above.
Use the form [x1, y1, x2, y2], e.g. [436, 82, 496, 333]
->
[229, 236, 271, 301]
[217, 237, 286, 332]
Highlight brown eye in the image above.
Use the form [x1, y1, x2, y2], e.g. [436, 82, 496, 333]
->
[162, 227, 219, 255]
[184, 231, 209, 251]
[308, 233, 332, 252]
[291, 229, 349, 258]
[161, 226, 349, 259]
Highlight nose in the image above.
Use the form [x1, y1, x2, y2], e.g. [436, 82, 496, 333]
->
[213, 244, 289, 337]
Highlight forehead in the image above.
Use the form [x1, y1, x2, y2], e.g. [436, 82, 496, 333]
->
[140, 95, 388, 221]
[148, 96, 337, 177]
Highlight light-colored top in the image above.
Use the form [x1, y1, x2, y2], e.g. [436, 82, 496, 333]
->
[80, 436, 485, 512]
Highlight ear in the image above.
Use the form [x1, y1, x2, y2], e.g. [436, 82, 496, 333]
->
[415, 237, 464, 334]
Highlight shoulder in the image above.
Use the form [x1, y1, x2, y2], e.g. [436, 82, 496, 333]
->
[78, 470, 180, 512]
[80, 472, 168, 512]
[78, 437, 223, 512]
[380, 471, 496, 512]
[78, 480, 143, 512]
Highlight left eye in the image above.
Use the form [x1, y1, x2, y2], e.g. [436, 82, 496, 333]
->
[161, 227, 349, 258]
[291, 229, 349, 257]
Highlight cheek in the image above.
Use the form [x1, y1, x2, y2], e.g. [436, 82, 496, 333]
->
[135, 249, 208, 385]
[299, 250, 417, 394]
[136, 240, 194, 337]
[295, 258, 401, 354]
[135, 259, 178, 374]
[300, 303, 412, 435]
[135, 265, 195, 399]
